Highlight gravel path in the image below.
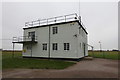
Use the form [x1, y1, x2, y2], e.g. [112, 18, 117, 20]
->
[2, 58, 118, 78]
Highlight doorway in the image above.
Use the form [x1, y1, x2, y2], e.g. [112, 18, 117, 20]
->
[83, 43, 86, 57]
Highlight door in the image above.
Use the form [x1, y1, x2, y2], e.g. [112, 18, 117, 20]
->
[83, 43, 86, 57]
[26, 44, 32, 56]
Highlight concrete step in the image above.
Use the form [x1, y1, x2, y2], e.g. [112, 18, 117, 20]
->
[84, 57, 93, 60]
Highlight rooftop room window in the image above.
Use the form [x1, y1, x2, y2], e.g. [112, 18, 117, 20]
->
[52, 43, 58, 50]
[42, 43, 47, 51]
[52, 27, 58, 34]
[64, 43, 70, 50]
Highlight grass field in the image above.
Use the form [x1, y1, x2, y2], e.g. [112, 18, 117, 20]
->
[88, 51, 119, 60]
[0, 51, 2, 70]
[2, 52, 75, 69]
[2, 50, 119, 69]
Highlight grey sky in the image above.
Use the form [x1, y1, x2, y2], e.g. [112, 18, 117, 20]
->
[2, 2, 118, 50]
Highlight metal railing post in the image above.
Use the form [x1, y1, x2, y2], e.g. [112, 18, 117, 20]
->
[25, 22, 27, 27]
[32, 21, 33, 27]
[65, 16, 66, 22]
[55, 17, 57, 23]
[38, 19, 40, 26]
[47, 19, 48, 25]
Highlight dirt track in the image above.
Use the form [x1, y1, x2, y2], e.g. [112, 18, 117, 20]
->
[2, 58, 118, 78]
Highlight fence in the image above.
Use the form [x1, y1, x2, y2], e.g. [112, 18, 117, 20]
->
[88, 51, 119, 60]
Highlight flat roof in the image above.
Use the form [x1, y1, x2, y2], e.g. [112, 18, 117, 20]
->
[23, 20, 88, 34]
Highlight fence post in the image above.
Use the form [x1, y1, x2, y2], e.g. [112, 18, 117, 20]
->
[92, 46, 94, 57]
[12, 43, 15, 58]
[103, 51, 105, 59]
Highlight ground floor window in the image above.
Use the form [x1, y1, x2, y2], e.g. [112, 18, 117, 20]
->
[52, 43, 58, 50]
[64, 43, 70, 50]
[42, 43, 47, 50]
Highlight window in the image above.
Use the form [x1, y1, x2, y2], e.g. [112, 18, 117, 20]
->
[80, 43, 81, 49]
[79, 27, 81, 34]
[53, 43, 58, 50]
[64, 43, 70, 50]
[42, 43, 47, 50]
[52, 27, 58, 34]
[28, 31, 35, 41]
[28, 31, 35, 37]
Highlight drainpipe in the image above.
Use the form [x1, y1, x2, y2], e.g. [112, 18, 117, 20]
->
[48, 26, 51, 59]
[31, 42, 32, 57]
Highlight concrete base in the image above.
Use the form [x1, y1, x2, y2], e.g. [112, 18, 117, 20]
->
[22, 56, 84, 61]
[84, 56, 93, 60]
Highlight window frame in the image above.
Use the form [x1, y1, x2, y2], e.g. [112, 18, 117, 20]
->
[52, 27, 58, 34]
[80, 43, 82, 49]
[79, 27, 81, 34]
[42, 43, 47, 51]
[64, 43, 70, 50]
[28, 31, 35, 37]
[52, 43, 58, 50]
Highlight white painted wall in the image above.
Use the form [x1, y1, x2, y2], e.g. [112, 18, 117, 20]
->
[22, 21, 88, 59]
[77, 27, 88, 58]
[50, 22, 78, 58]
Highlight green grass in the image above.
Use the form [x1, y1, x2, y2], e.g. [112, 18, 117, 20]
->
[2, 52, 76, 69]
[2, 51, 119, 69]
[0, 51, 2, 70]
[88, 51, 119, 60]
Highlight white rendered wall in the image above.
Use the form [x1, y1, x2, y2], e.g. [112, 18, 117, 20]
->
[22, 21, 88, 59]
[77, 24, 88, 58]
[50, 22, 78, 58]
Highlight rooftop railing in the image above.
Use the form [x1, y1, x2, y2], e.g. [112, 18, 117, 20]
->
[25, 13, 86, 30]
[25, 13, 79, 27]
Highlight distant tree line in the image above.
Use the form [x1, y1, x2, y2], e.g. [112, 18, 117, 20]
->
[88, 49, 119, 52]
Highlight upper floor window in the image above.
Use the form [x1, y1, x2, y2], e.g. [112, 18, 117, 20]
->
[52, 27, 58, 34]
[28, 31, 35, 37]
[64, 43, 70, 50]
[52, 43, 58, 50]
[80, 43, 82, 49]
[42, 43, 47, 51]
[28, 31, 35, 41]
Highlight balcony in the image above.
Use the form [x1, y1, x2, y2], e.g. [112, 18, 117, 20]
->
[12, 36, 38, 44]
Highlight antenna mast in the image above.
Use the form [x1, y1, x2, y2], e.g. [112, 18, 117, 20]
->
[79, 0, 80, 16]
[78, 0, 81, 23]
